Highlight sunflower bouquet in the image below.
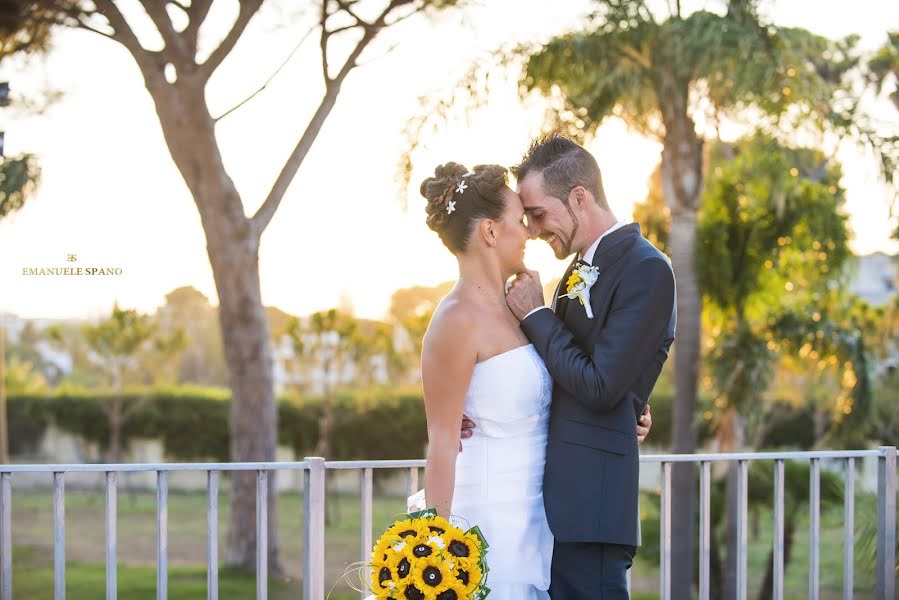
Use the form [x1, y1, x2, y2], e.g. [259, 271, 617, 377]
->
[368, 508, 490, 600]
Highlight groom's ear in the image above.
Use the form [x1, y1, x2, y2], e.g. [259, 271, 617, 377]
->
[571, 185, 590, 208]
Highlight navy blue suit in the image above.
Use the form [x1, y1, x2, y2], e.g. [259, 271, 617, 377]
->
[520, 223, 676, 599]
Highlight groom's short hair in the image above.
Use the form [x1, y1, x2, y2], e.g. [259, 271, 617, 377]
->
[511, 133, 608, 210]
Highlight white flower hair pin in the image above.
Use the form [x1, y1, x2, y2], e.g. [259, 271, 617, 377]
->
[445, 171, 474, 215]
[560, 263, 601, 318]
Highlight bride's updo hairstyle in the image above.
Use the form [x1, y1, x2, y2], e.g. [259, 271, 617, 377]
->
[421, 162, 509, 254]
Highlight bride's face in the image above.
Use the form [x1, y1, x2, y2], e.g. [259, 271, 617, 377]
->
[494, 188, 531, 276]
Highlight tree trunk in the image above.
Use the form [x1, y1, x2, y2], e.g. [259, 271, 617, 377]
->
[659, 76, 705, 599]
[144, 74, 280, 573]
[108, 398, 123, 464]
[708, 525, 724, 600]
[755, 516, 796, 600]
[216, 251, 280, 572]
[719, 406, 746, 600]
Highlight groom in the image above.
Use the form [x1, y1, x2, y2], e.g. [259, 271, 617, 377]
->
[484, 134, 675, 599]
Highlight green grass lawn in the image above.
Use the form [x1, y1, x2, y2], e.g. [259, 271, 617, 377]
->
[7, 485, 883, 599]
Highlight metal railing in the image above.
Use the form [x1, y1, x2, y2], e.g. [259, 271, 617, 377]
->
[0, 449, 895, 599]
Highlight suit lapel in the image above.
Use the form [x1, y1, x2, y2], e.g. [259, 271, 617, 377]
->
[593, 223, 641, 272]
[564, 223, 642, 329]
[552, 255, 578, 317]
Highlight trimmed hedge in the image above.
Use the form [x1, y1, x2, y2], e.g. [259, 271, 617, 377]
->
[9, 387, 817, 462]
[9, 386, 426, 462]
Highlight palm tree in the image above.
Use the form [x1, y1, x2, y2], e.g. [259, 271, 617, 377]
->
[523, 2, 866, 594]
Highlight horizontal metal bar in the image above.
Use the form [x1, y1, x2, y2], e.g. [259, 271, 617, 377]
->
[0, 461, 310, 473]
[638, 450, 882, 463]
[1, 450, 882, 474]
[323, 459, 427, 470]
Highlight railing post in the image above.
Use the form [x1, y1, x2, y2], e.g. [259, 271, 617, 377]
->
[736, 460, 748, 600]
[407, 467, 418, 499]
[1, 472, 10, 600]
[54, 472, 65, 600]
[105, 471, 117, 600]
[699, 461, 710, 600]
[207, 470, 219, 600]
[157, 471, 168, 600]
[809, 458, 820, 600]
[843, 458, 854, 600]
[659, 461, 671, 600]
[876, 446, 896, 600]
[256, 470, 268, 600]
[360, 468, 373, 599]
[773, 459, 785, 600]
[304, 458, 326, 600]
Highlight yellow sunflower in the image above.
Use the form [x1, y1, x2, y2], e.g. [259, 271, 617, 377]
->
[386, 518, 421, 542]
[370, 561, 399, 597]
[445, 533, 480, 565]
[371, 535, 395, 567]
[411, 553, 456, 598]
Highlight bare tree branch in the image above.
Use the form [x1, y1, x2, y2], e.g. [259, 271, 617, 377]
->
[214, 23, 317, 121]
[198, 0, 264, 80]
[183, 0, 213, 52]
[334, 0, 366, 26]
[75, 19, 115, 40]
[142, 1, 190, 66]
[167, 0, 190, 13]
[93, 0, 162, 75]
[251, 0, 426, 235]
[319, 0, 332, 83]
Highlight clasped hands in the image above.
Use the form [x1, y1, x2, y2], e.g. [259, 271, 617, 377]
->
[462, 266, 653, 447]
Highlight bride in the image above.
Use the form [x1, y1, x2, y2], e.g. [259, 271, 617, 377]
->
[419, 162, 552, 598]
[418, 162, 651, 598]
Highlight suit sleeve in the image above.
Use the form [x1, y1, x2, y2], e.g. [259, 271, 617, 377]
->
[520, 256, 675, 413]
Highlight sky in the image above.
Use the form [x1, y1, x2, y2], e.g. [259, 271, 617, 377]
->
[1, 0, 897, 322]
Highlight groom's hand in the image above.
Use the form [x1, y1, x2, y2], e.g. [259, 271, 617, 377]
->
[505, 270, 545, 321]
[459, 414, 476, 452]
[637, 404, 652, 444]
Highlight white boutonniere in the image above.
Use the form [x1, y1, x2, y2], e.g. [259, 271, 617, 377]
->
[559, 263, 600, 318]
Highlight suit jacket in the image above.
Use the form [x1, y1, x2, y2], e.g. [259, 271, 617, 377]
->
[521, 222, 676, 546]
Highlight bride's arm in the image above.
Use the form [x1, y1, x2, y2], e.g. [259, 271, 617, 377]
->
[421, 306, 477, 519]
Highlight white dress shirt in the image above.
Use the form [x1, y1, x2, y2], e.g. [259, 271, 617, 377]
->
[523, 220, 629, 320]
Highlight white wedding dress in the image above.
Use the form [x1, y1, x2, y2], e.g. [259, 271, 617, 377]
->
[451, 343, 554, 599]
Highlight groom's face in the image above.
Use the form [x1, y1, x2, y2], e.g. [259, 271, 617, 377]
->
[518, 172, 578, 260]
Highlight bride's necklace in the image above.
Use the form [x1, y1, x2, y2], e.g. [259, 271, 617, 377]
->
[459, 279, 506, 307]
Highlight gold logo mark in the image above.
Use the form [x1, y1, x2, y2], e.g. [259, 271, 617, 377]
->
[21, 254, 124, 277]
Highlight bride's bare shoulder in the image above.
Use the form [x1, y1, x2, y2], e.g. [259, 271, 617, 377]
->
[423, 294, 479, 353]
